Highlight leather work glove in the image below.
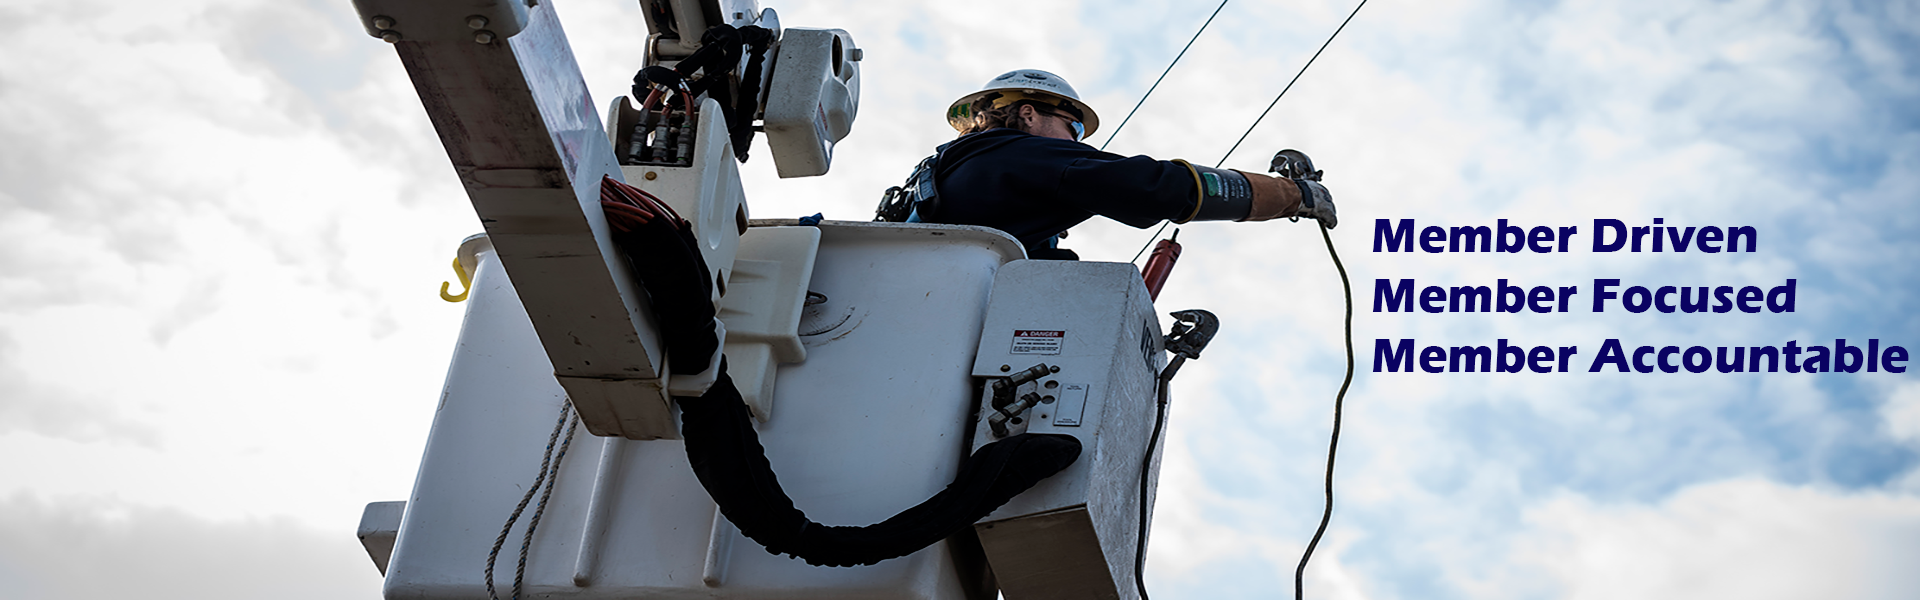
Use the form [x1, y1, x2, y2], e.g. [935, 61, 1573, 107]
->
[1293, 178, 1337, 229]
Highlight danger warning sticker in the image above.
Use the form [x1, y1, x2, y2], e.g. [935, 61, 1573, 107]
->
[1011, 330, 1065, 355]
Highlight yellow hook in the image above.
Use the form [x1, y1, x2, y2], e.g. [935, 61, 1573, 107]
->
[440, 257, 472, 302]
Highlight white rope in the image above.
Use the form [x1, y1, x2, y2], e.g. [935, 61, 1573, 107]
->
[486, 400, 578, 600]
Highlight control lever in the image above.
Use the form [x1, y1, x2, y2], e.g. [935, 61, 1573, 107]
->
[988, 363, 1058, 437]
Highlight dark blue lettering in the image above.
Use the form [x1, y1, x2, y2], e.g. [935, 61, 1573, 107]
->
[1728, 226, 1757, 252]
[1497, 280, 1526, 313]
[1374, 279, 1413, 312]
[1451, 226, 1491, 252]
[1716, 347, 1745, 372]
[1593, 279, 1620, 312]
[1623, 286, 1652, 313]
[1452, 286, 1492, 313]
[1750, 346, 1779, 372]
[1590, 339, 1629, 372]
[1698, 226, 1724, 253]
[1374, 219, 1414, 252]
[1712, 286, 1734, 313]
[1452, 346, 1492, 372]
[1803, 344, 1831, 373]
[1497, 219, 1526, 253]
[1594, 219, 1626, 252]
[1667, 226, 1696, 252]
[1419, 226, 1447, 253]
[1657, 346, 1681, 373]
[1682, 347, 1711, 373]
[1835, 339, 1863, 373]
[1373, 338, 1413, 372]
[1767, 279, 1796, 313]
[1420, 346, 1447, 373]
[1419, 286, 1447, 313]
[1529, 286, 1554, 313]
[1497, 339, 1526, 373]
[1737, 286, 1764, 313]
[1528, 226, 1554, 253]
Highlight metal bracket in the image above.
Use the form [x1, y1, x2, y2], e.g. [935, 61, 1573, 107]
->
[1159, 309, 1219, 381]
[350, 0, 532, 44]
[1270, 149, 1323, 181]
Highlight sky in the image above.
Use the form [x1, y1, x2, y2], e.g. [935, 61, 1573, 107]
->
[0, 0, 1916, 598]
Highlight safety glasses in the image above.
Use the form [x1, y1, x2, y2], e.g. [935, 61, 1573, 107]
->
[1035, 107, 1085, 141]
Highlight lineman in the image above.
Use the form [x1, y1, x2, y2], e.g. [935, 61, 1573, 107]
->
[876, 69, 1336, 260]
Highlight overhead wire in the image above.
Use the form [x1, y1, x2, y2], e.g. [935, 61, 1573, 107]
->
[1128, 0, 1371, 265]
[1099, 7, 1233, 599]
[1096, 0, 1231, 152]
[1113, 2, 1370, 600]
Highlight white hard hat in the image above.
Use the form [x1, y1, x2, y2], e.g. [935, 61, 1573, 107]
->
[946, 69, 1101, 137]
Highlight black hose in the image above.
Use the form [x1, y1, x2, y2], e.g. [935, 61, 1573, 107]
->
[677, 362, 1082, 567]
[1135, 376, 1171, 599]
[609, 195, 1085, 568]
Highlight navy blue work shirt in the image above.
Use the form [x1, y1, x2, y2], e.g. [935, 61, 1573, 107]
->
[925, 128, 1201, 255]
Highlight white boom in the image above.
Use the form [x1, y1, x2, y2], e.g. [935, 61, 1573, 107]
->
[351, 2, 1171, 599]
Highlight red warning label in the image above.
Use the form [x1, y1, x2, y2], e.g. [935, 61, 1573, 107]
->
[1011, 330, 1065, 355]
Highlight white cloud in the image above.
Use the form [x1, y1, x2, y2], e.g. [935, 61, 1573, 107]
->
[1885, 382, 1920, 445]
[0, 0, 1915, 598]
[1501, 479, 1920, 600]
[0, 492, 382, 600]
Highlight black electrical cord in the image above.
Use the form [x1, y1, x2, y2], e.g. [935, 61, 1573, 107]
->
[1129, 0, 1370, 265]
[1135, 376, 1171, 599]
[1097, 0, 1230, 152]
[1295, 222, 1354, 600]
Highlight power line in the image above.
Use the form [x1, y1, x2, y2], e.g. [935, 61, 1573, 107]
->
[1097, 0, 1231, 152]
[1115, 4, 1371, 600]
[1216, 0, 1370, 168]
[1129, 0, 1370, 265]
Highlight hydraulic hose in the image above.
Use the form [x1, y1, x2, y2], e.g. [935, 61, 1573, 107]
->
[603, 178, 1084, 567]
[677, 363, 1081, 567]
